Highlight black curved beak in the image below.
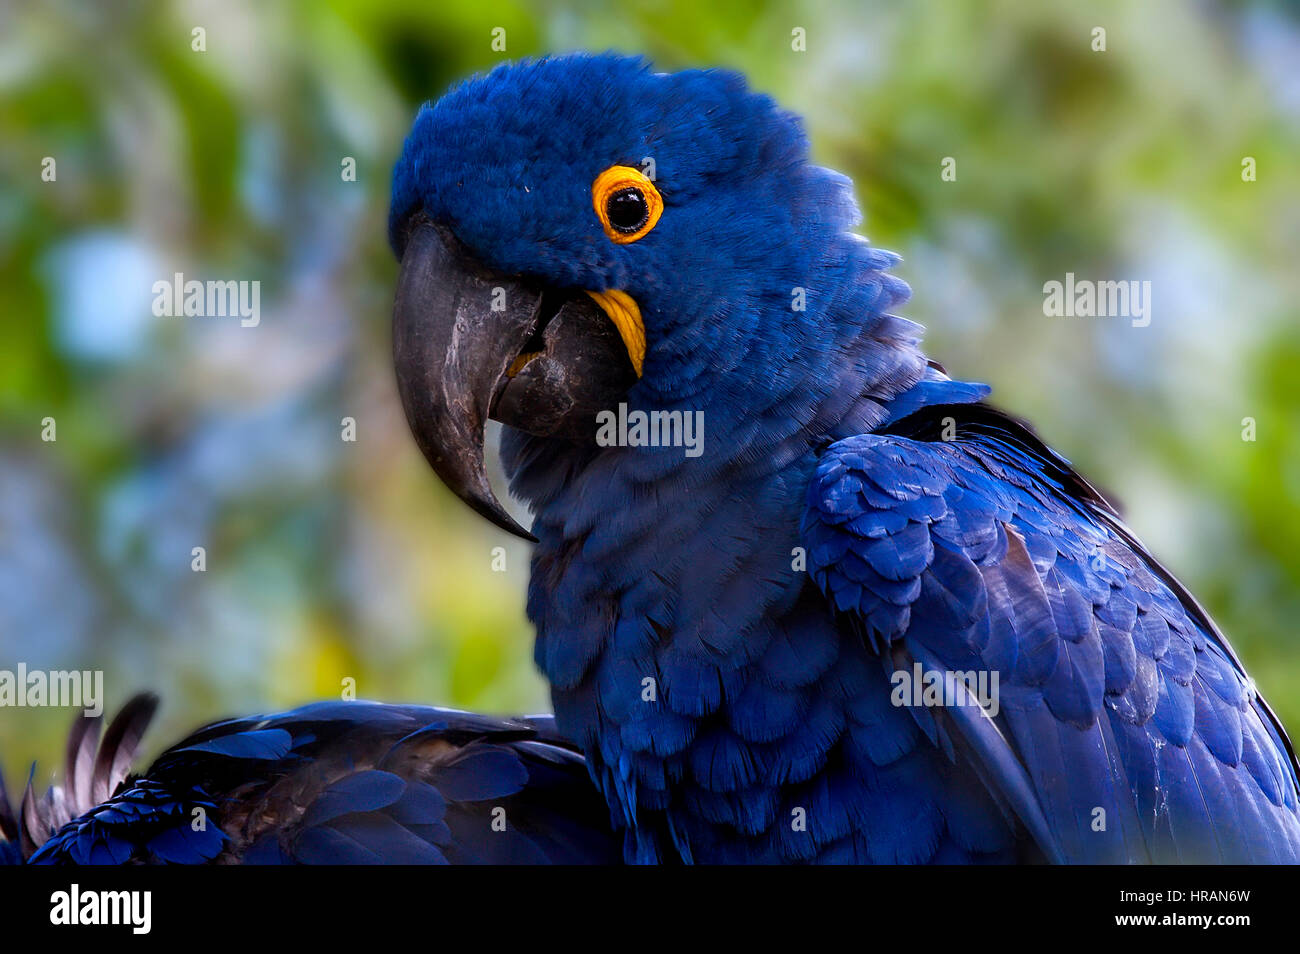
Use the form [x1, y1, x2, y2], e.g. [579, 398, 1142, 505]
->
[392, 219, 636, 540]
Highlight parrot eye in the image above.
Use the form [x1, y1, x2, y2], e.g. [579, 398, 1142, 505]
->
[592, 165, 662, 244]
[607, 188, 648, 233]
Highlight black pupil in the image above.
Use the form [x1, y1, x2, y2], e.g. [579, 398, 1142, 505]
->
[606, 187, 649, 233]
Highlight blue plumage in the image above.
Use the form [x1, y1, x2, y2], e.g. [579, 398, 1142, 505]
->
[20, 702, 618, 865]
[389, 53, 1297, 862]
[7, 52, 1296, 865]
[804, 402, 1300, 862]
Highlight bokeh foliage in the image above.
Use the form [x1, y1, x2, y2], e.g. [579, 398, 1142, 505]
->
[1, 0, 1298, 785]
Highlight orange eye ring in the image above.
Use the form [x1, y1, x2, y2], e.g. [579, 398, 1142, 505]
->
[592, 165, 662, 244]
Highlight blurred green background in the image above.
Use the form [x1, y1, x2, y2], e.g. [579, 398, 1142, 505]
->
[2, 0, 1299, 786]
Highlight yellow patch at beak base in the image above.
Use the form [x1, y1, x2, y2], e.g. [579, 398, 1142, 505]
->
[584, 289, 645, 377]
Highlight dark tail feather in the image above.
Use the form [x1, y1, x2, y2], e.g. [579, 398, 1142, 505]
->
[0, 767, 21, 864]
[90, 693, 159, 805]
[19, 767, 43, 858]
[65, 709, 102, 815]
[2, 694, 160, 862]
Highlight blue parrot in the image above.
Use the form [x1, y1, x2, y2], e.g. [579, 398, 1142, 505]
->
[7, 52, 1298, 865]
[384, 53, 1300, 864]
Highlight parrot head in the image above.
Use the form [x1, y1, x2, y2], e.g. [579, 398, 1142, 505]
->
[389, 53, 906, 538]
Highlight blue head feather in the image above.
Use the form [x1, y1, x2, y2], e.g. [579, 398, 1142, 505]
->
[389, 53, 918, 408]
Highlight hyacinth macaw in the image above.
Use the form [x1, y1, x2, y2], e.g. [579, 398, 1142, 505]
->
[6, 52, 1298, 865]
[384, 53, 1300, 864]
